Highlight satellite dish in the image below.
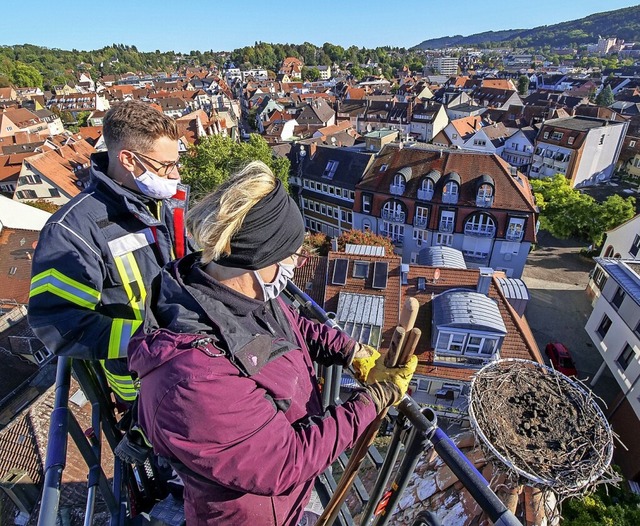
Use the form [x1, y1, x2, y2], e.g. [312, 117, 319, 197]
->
[330, 137, 337, 145]
[366, 124, 372, 133]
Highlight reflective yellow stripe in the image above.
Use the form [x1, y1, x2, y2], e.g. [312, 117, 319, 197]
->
[100, 360, 138, 401]
[30, 269, 101, 310]
[113, 254, 145, 321]
[108, 318, 143, 359]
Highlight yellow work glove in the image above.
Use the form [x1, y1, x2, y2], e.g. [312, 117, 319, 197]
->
[351, 343, 380, 383]
[366, 354, 418, 400]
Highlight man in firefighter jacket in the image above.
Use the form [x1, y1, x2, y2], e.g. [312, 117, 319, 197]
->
[28, 100, 190, 404]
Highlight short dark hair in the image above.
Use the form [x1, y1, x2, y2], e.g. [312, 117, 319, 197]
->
[103, 100, 179, 153]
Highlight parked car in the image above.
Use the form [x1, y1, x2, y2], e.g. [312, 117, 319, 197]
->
[545, 342, 578, 377]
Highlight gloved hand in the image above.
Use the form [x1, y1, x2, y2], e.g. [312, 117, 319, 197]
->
[366, 354, 418, 400]
[350, 343, 380, 382]
[360, 381, 402, 413]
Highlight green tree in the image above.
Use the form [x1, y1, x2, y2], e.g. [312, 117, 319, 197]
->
[301, 66, 320, 82]
[563, 469, 640, 526]
[180, 134, 290, 201]
[10, 61, 43, 88]
[77, 111, 91, 128]
[530, 174, 635, 245]
[25, 199, 61, 214]
[517, 75, 530, 96]
[596, 85, 615, 107]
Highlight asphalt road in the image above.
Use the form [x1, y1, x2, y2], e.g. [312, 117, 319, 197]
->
[521, 231, 619, 408]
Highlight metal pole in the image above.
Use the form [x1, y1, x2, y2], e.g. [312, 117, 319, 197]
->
[360, 413, 410, 525]
[37, 357, 73, 526]
[284, 284, 522, 525]
[374, 413, 432, 526]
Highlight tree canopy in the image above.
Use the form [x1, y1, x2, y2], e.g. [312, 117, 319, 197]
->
[596, 85, 615, 107]
[180, 134, 290, 202]
[530, 174, 635, 246]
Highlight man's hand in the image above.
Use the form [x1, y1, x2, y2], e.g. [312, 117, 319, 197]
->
[350, 343, 380, 382]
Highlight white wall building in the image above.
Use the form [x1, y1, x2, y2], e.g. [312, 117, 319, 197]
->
[433, 57, 459, 76]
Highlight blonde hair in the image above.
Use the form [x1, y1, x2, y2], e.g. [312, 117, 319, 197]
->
[186, 161, 277, 264]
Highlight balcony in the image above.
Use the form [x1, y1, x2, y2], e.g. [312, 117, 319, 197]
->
[380, 230, 404, 246]
[381, 209, 406, 223]
[389, 184, 405, 196]
[417, 189, 434, 201]
[414, 216, 428, 229]
[442, 194, 458, 205]
[475, 196, 494, 208]
[464, 224, 496, 237]
[439, 221, 454, 233]
[434, 351, 497, 368]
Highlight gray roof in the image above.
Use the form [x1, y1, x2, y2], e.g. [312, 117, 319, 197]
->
[345, 244, 386, 257]
[543, 116, 622, 132]
[336, 292, 384, 327]
[496, 277, 529, 301]
[595, 258, 640, 304]
[432, 289, 506, 334]
[418, 246, 467, 269]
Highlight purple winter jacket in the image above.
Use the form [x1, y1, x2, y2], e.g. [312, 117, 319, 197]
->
[128, 253, 378, 525]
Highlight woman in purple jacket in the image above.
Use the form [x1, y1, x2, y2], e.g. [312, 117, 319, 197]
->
[128, 161, 416, 525]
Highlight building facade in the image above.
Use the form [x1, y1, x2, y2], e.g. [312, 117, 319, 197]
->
[351, 145, 538, 277]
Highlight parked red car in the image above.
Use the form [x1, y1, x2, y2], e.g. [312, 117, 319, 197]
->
[545, 342, 578, 377]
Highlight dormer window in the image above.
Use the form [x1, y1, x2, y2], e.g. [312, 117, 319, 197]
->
[418, 178, 434, 201]
[390, 173, 406, 195]
[476, 184, 493, 207]
[443, 181, 459, 204]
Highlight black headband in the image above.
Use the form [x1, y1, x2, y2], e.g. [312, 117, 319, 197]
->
[217, 179, 305, 270]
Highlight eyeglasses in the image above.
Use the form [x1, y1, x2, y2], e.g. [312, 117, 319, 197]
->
[132, 151, 182, 176]
[291, 249, 311, 268]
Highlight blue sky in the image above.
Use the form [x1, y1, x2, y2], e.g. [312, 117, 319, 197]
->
[1, 1, 638, 52]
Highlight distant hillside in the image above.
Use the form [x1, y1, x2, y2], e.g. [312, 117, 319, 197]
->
[414, 5, 640, 49]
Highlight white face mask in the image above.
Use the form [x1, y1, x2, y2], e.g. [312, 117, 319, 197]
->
[132, 168, 179, 199]
[254, 262, 295, 301]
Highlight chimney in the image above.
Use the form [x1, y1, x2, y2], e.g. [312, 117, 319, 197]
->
[477, 267, 494, 295]
[510, 166, 518, 178]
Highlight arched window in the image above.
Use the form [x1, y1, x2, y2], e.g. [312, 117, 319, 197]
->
[391, 174, 406, 195]
[381, 200, 406, 223]
[604, 245, 614, 258]
[443, 181, 459, 204]
[418, 178, 434, 200]
[464, 212, 496, 237]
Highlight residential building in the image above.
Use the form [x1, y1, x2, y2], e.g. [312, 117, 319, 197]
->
[279, 57, 303, 80]
[292, 145, 374, 237]
[409, 101, 448, 142]
[530, 116, 628, 187]
[585, 257, 640, 481]
[0, 153, 35, 195]
[296, 98, 336, 129]
[47, 93, 110, 116]
[13, 141, 95, 205]
[314, 249, 541, 423]
[445, 102, 486, 121]
[461, 122, 515, 156]
[597, 215, 640, 262]
[433, 115, 483, 149]
[433, 57, 459, 76]
[316, 66, 331, 80]
[241, 68, 269, 81]
[352, 145, 538, 277]
[471, 87, 522, 109]
[500, 128, 537, 171]
[0, 109, 47, 138]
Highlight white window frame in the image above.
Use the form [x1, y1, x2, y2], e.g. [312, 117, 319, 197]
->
[362, 194, 371, 213]
[436, 331, 466, 354]
[435, 232, 453, 246]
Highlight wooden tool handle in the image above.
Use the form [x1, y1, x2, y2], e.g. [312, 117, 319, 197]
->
[398, 328, 421, 367]
[384, 326, 406, 368]
[399, 297, 420, 332]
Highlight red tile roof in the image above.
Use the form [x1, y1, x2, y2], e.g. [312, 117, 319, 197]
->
[24, 141, 95, 198]
[295, 251, 541, 384]
[0, 227, 39, 304]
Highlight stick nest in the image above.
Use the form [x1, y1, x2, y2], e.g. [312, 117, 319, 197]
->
[469, 359, 615, 498]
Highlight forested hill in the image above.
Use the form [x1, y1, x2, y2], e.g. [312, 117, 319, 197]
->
[414, 5, 640, 49]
